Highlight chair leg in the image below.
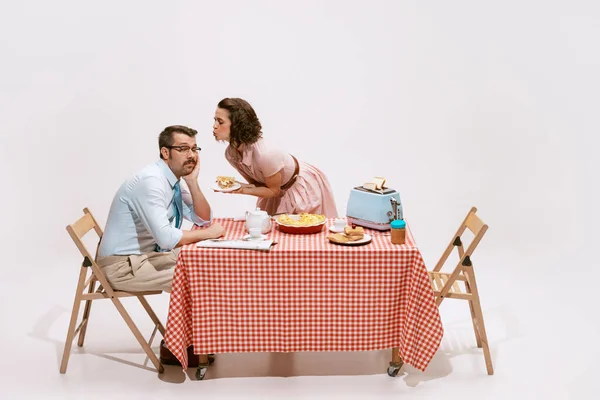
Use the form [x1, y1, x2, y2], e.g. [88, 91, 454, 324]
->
[468, 300, 482, 348]
[471, 298, 493, 375]
[137, 295, 166, 336]
[77, 278, 97, 347]
[464, 269, 493, 375]
[60, 266, 87, 374]
[110, 297, 164, 373]
[464, 280, 482, 348]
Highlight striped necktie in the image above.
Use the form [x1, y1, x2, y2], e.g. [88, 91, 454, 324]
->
[173, 181, 183, 229]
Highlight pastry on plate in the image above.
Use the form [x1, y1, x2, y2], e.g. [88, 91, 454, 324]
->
[326, 233, 353, 244]
[343, 226, 364, 240]
[216, 176, 236, 189]
[327, 227, 365, 244]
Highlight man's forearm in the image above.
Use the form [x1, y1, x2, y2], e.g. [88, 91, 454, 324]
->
[185, 179, 211, 220]
[175, 229, 214, 247]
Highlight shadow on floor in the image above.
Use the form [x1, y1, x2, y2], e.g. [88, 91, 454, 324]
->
[30, 303, 521, 384]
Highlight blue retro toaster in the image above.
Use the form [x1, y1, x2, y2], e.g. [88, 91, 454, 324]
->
[346, 186, 403, 231]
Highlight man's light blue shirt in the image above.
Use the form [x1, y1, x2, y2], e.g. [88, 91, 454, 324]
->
[98, 160, 211, 257]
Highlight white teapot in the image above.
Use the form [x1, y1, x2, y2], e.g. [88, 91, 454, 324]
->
[245, 208, 272, 234]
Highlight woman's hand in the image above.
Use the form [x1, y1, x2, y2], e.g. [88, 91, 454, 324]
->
[232, 182, 255, 194]
[213, 181, 255, 194]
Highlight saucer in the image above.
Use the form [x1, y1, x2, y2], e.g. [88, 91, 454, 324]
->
[329, 226, 346, 233]
[211, 182, 241, 193]
[243, 234, 268, 241]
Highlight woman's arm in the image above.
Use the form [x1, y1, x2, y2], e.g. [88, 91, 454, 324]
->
[238, 171, 283, 198]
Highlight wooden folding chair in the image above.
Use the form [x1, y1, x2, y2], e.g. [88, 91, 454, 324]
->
[428, 207, 493, 375]
[60, 208, 165, 374]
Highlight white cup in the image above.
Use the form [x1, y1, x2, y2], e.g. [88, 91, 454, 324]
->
[249, 227, 262, 238]
[334, 218, 346, 231]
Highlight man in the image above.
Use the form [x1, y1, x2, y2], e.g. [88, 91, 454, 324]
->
[97, 125, 225, 292]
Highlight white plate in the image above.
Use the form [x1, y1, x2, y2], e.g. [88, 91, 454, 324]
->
[211, 182, 241, 193]
[329, 226, 346, 233]
[327, 233, 372, 246]
[243, 234, 268, 241]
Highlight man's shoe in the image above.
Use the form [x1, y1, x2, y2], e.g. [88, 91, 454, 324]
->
[160, 339, 214, 368]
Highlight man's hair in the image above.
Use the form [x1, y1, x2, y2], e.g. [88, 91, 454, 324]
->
[158, 125, 198, 159]
[217, 98, 262, 148]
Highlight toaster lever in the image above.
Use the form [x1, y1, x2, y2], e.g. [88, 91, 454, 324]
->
[390, 198, 399, 220]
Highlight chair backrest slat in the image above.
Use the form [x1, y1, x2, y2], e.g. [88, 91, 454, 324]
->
[70, 213, 96, 240]
[465, 212, 485, 236]
[66, 225, 95, 263]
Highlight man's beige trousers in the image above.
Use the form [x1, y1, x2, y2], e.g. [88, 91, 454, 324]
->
[97, 249, 180, 292]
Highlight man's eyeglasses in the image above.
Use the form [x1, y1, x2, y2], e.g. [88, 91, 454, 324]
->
[166, 146, 202, 154]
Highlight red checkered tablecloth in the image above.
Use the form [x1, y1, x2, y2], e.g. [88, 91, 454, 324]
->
[165, 218, 443, 371]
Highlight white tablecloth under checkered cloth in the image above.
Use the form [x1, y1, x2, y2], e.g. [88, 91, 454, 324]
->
[165, 218, 443, 371]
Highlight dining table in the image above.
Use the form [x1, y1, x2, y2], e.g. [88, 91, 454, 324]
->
[164, 217, 443, 379]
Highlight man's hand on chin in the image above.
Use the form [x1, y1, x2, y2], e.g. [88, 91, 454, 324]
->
[183, 159, 200, 184]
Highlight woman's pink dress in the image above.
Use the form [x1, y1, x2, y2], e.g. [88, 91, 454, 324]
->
[225, 139, 338, 217]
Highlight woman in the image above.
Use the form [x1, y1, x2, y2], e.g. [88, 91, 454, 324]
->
[213, 97, 338, 217]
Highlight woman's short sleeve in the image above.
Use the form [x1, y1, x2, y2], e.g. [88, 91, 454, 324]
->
[256, 149, 286, 178]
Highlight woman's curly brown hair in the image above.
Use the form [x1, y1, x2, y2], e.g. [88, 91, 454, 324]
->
[217, 98, 262, 148]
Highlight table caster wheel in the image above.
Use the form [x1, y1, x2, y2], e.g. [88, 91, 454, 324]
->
[387, 360, 403, 377]
[196, 367, 207, 380]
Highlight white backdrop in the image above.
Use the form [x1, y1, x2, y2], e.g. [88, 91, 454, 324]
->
[1, 0, 598, 286]
[2, 1, 600, 397]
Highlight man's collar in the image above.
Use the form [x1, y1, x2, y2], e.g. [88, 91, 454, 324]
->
[157, 159, 179, 187]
